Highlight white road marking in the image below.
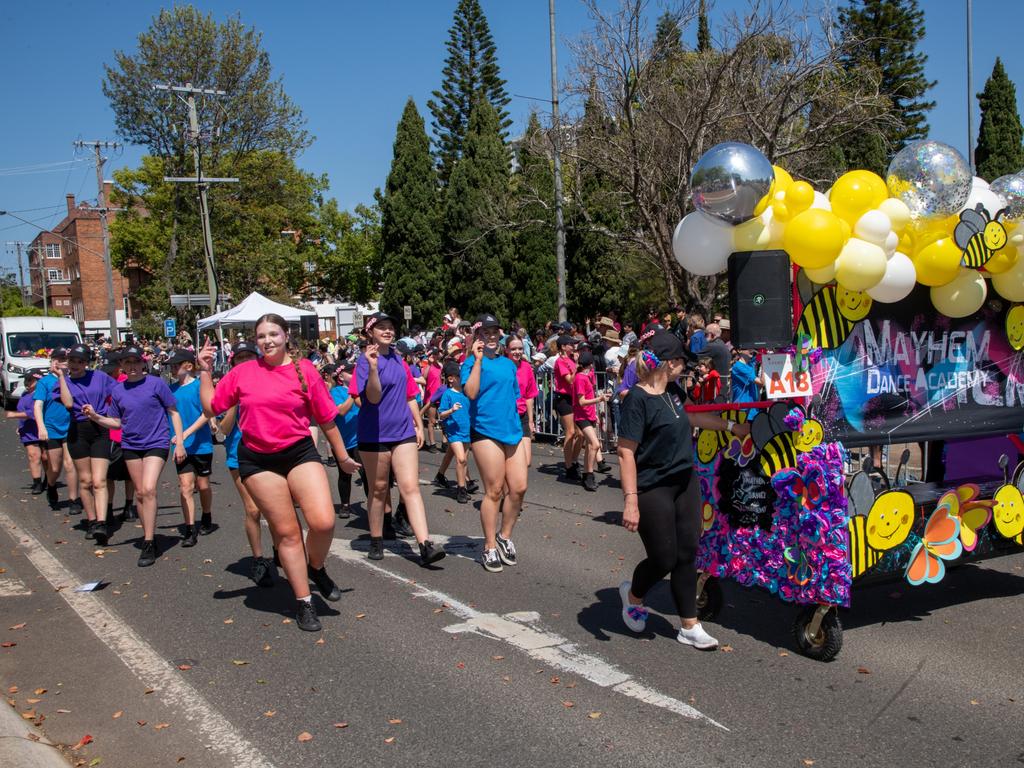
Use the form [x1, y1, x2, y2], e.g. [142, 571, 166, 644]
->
[0, 510, 277, 768]
[330, 537, 728, 730]
[0, 575, 32, 596]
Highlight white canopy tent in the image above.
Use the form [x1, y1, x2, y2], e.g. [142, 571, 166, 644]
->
[196, 292, 315, 332]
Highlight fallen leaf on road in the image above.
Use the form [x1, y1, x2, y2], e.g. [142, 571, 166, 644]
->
[565, 682, 576, 689]
[71, 734, 93, 750]
[383, 737, 395, 744]
[803, 760, 815, 766]
[282, 619, 292, 624]
[112, 710, 123, 719]
[8, 623, 26, 630]
[223, 619, 233, 625]
[57, 709, 71, 714]
[21, 711, 36, 719]
[231, 660, 249, 666]
[355, 613, 366, 620]
[176, 664, 192, 671]
[136, 721, 147, 726]
[433, 608, 444, 614]
[263, 711, 276, 718]
[778, 651, 789, 657]
[970, 699, 979, 705]
[334, 722, 348, 729]
[455, 662, 465, 669]
[562, 701, 574, 708]
[1, 642, 17, 648]
[491, 655, 504, 661]
[89, 759, 101, 767]
[262, 644, 271, 652]
[720, 645, 734, 653]
[388, 718, 402, 725]
[34, 688, 46, 695]
[153, 723, 170, 731]
[176, 758, 185, 764]
[550, 676, 560, 685]
[315, 638, 325, 646]
[203, 559, 212, 564]
[857, 667, 871, 675]
[256, 679, 267, 684]
[27, 732, 40, 742]
[297, 731, 313, 742]
[27, 697, 41, 704]
[143, 688, 154, 695]
[7, 686, 17, 693]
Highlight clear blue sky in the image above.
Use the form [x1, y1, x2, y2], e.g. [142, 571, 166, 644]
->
[1, 0, 1021, 277]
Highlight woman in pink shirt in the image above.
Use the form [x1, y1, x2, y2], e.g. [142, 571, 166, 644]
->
[506, 337, 539, 467]
[552, 336, 581, 480]
[197, 314, 360, 633]
[421, 349, 443, 452]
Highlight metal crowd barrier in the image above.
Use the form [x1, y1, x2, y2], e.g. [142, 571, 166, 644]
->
[532, 368, 618, 452]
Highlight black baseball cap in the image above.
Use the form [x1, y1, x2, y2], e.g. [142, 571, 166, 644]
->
[230, 340, 260, 359]
[474, 313, 500, 329]
[321, 363, 338, 376]
[67, 344, 92, 361]
[364, 312, 395, 331]
[166, 349, 196, 366]
[442, 360, 461, 379]
[50, 347, 68, 359]
[577, 350, 594, 367]
[119, 345, 146, 362]
[557, 335, 577, 347]
[643, 330, 685, 361]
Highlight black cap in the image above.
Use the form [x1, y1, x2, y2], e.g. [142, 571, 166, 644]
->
[363, 311, 394, 331]
[119, 345, 146, 362]
[166, 349, 196, 366]
[474, 313, 500, 330]
[67, 344, 92, 361]
[50, 347, 68, 359]
[557, 335, 577, 348]
[230, 340, 260, 360]
[643, 330, 685, 361]
[442, 360, 461, 379]
[321, 363, 338, 376]
[577, 350, 594, 367]
[395, 338, 416, 356]
[106, 349, 123, 363]
[341, 361, 356, 373]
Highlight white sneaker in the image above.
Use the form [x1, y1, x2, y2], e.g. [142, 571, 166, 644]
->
[619, 581, 648, 632]
[676, 622, 718, 650]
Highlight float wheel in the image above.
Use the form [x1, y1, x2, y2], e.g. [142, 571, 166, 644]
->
[696, 575, 723, 621]
[793, 605, 843, 661]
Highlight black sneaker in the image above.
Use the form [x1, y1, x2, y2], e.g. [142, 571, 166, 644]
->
[31, 478, 45, 495]
[419, 540, 446, 566]
[564, 465, 581, 481]
[123, 501, 138, 520]
[325, 455, 337, 467]
[456, 486, 470, 504]
[433, 472, 451, 489]
[466, 479, 479, 494]
[295, 600, 322, 632]
[307, 564, 342, 602]
[481, 547, 503, 573]
[137, 540, 158, 567]
[596, 460, 612, 474]
[382, 513, 397, 540]
[336, 504, 352, 520]
[367, 537, 384, 561]
[198, 514, 214, 535]
[582, 472, 598, 492]
[68, 498, 84, 515]
[46, 484, 59, 509]
[85, 520, 98, 540]
[393, 510, 414, 539]
[495, 534, 518, 566]
[181, 525, 198, 548]
[250, 556, 274, 588]
[93, 521, 110, 547]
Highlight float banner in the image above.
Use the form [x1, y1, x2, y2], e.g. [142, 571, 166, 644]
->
[814, 286, 1024, 447]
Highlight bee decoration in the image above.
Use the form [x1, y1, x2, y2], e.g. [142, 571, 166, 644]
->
[796, 285, 872, 351]
[955, 203, 1008, 270]
[750, 403, 800, 478]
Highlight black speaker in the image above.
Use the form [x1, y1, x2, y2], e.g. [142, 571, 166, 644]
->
[300, 314, 318, 341]
[727, 250, 793, 348]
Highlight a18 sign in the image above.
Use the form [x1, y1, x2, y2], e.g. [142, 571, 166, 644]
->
[760, 353, 814, 399]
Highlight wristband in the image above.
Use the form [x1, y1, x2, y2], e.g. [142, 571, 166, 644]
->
[726, 419, 737, 433]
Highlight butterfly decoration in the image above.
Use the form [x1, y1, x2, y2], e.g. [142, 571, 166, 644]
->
[696, 411, 751, 464]
[784, 546, 813, 586]
[723, 433, 756, 467]
[905, 494, 963, 586]
[948, 484, 993, 553]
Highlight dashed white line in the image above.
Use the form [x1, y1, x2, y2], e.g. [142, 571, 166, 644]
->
[330, 537, 728, 730]
[0, 510, 277, 768]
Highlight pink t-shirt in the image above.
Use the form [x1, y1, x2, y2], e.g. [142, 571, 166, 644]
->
[554, 355, 577, 395]
[210, 357, 336, 453]
[514, 359, 539, 415]
[109, 372, 128, 443]
[424, 362, 442, 403]
[573, 369, 597, 422]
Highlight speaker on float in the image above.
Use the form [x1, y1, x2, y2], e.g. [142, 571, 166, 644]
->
[727, 250, 793, 348]
[300, 314, 319, 341]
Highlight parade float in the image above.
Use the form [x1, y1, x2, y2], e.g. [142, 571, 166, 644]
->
[675, 140, 1024, 660]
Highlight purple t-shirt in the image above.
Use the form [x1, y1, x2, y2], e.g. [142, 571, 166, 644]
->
[617, 359, 638, 395]
[64, 370, 116, 421]
[109, 375, 177, 451]
[15, 393, 39, 444]
[349, 351, 419, 443]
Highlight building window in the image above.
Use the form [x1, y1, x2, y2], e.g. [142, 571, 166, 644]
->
[45, 244, 61, 260]
[47, 269, 64, 281]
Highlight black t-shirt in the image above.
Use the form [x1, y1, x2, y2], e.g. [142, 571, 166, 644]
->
[617, 381, 694, 491]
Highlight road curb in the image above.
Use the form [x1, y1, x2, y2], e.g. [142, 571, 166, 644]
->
[0, 700, 70, 768]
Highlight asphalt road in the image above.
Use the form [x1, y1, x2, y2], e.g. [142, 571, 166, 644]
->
[1, 420, 1022, 768]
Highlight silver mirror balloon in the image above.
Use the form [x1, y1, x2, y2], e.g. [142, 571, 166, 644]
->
[885, 140, 972, 220]
[989, 173, 1024, 222]
[690, 142, 775, 226]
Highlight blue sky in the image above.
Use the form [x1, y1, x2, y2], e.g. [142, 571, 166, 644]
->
[1, 0, 1021, 276]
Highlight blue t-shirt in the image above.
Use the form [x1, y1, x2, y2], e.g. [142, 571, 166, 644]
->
[460, 355, 522, 446]
[439, 388, 471, 443]
[170, 378, 212, 455]
[33, 373, 70, 439]
[330, 385, 359, 450]
[224, 421, 243, 470]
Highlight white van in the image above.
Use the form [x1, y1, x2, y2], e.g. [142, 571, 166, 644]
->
[0, 316, 82, 404]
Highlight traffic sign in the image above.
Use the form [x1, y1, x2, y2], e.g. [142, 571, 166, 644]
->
[403, 305, 413, 321]
[164, 318, 177, 338]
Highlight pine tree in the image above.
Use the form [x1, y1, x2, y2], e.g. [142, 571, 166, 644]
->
[379, 99, 445, 327]
[975, 58, 1024, 181]
[443, 98, 514, 320]
[428, 0, 511, 185]
[837, 0, 935, 173]
[510, 113, 557, 329]
[653, 11, 684, 63]
[697, 0, 711, 53]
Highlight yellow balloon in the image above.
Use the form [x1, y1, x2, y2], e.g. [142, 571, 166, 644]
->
[984, 243, 1020, 274]
[734, 213, 773, 251]
[753, 177, 774, 217]
[992, 257, 1024, 301]
[913, 237, 962, 287]
[771, 199, 791, 223]
[783, 208, 848, 269]
[787, 181, 815, 215]
[831, 171, 888, 225]
[804, 262, 836, 284]
[930, 269, 987, 318]
[772, 165, 794, 195]
[834, 237, 887, 291]
[878, 198, 911, 235]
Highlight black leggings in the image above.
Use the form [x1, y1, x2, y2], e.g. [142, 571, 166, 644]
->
[630, 470, 701, 619]
[336, 448, 366, 506]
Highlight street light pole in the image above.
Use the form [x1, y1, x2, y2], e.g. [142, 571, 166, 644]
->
[966, 0, 975, 173]
[549, 0, 567, 324]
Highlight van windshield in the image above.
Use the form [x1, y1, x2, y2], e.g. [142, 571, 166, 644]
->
[6, 333, 80, 358]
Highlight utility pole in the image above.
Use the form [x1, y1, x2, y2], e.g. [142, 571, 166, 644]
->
[966, 0, 975, 173]
[75, 140, 122, 343]
[4, 241, 27, 299]
[153, 83, 238, 319]
[549, 0, 567, 323]
[29, 243, 48, 314]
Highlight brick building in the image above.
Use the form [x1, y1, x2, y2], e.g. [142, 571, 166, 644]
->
[27, 189, 133, 337]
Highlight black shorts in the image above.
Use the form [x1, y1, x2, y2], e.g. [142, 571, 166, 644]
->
[554, 392, 573, 417]
[358, 436, 417, 453]
[107, 442, 129, 481]
[176, 452, 213, 477]
[67, 420, 111, 461]
[238, 436, 321, 480]
[21, 440, 44, 449]
[122, 447, 168, 461]
[575, 419, 596, 430]
[519, 410, 531, 436]
[45, 437, 65, 451]
[470, 430, 521, 449]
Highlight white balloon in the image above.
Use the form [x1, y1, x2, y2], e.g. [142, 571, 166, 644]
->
[672, 211, 734, 276]
[854, 209, 893, 246]
[961, 186, 1007, 218]
[878, 198, 911, 234]
[810, 191, 832, 211]
[867, 251, 917, 303]
[972, 175, 990, 190]
[883, 230, 900, 256]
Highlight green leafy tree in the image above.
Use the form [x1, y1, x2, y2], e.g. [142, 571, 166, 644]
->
[428, 0, 511, 185]
[836, 0, 935, 173]
[697, 0, 711, 53]
[443, 99, 513, 320]
[509, 113, 557, 329]
[315, 200, 383, 306]
[653, 11, 684, 63]
[975, 57, 1024, 181]
[379, 99, 446, 327]
[0, 270, 47, 317]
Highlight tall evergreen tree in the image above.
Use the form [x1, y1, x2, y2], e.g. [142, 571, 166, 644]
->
[428, 0, 511, 185]
[510, 113, 557, 329]
[653, 11, 684, 63]
[443, 98, 513, 319]
[379, 99, 445, 327]
[837, 0, 935, 173]
[975, 58, 1024, 181]
[697, 0, 711, 53]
